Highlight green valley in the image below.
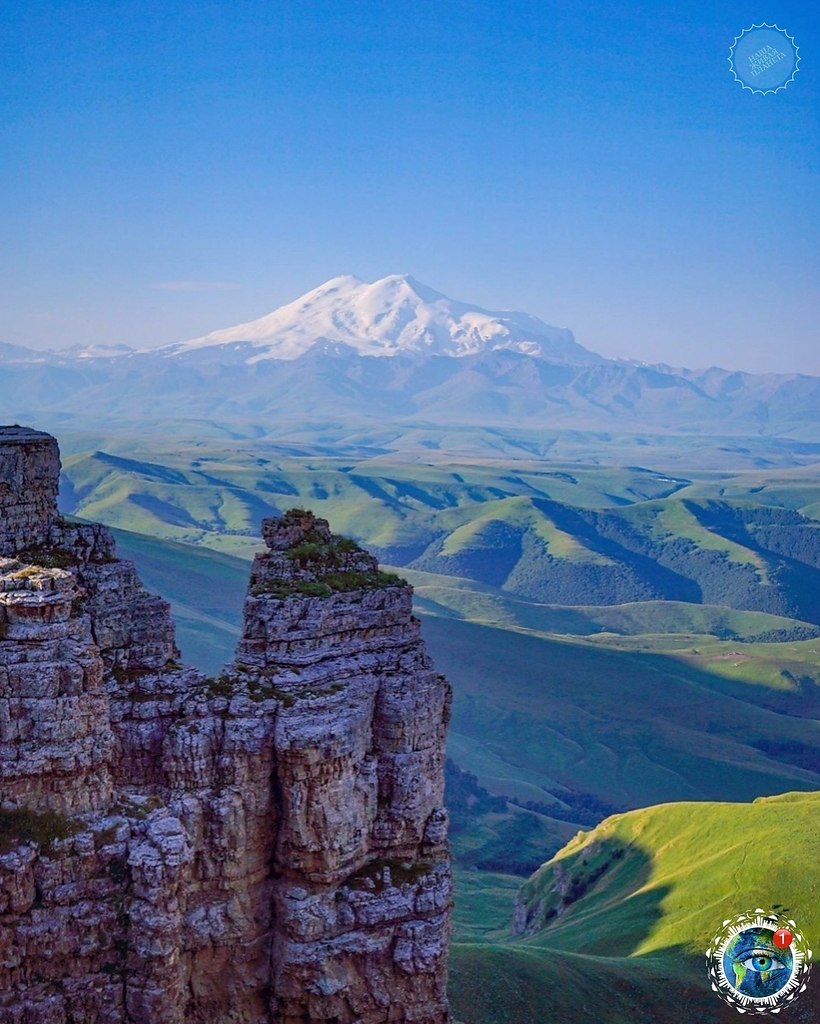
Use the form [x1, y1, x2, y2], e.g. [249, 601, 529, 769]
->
[60, 441, 819, 1023]
[59, 440, 820, 625]
[450, 792, 820, 1024]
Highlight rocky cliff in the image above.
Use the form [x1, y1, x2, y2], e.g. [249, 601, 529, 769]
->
[0, 426, 452, 1023]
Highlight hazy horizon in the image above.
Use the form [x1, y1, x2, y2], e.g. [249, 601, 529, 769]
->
[3, 2, 818, 374]
[1, 270, 816, 378]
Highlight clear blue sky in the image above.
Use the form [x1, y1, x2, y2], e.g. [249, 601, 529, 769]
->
[2, 1, 818, 372]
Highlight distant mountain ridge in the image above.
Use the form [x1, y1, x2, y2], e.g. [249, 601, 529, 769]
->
[1, 275, 819, 443]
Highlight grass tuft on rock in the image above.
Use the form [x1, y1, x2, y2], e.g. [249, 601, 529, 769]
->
[0, 807, 82, 853]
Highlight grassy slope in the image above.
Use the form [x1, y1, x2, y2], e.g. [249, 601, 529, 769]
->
[60, 446, 820, 619]
[423, 616, 820, 810]
[627, 498, 768, 571]
[520, 792, 820, 957]
[678, 464, 820, 520]
[451, 792, 820, 1024]
[399, 563, 818, 638]
[437, 496, 613, 564]
[60, 447, 693, 557]
[417, 495, 820, 620]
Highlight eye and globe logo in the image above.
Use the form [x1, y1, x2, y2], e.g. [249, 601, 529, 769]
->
[707, 911, 812, 1013]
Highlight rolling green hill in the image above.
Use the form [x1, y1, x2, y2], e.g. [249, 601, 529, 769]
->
[678, 463, 820, 521]
[59, 446, 820, 625]
[450, 792, 820, 1024]
[402, 564, 819, 642]
[60, 445, 693, 558]
[411, 497, 820, 623]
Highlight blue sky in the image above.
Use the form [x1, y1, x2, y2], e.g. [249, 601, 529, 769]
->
[2, 1, 818, 372]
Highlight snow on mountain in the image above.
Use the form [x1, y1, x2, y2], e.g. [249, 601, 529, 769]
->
[57, 344, 135, 360]
[163, 274, 601, 364]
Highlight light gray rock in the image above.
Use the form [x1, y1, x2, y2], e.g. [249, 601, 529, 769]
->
[0, 434, 452, 1023]
[0, 427, 60, 556]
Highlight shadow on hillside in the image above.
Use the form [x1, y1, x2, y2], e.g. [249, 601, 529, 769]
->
[515, 838, 663, 958]
[531, 497, 703, 602]
[451, 938, 819, 1024]
[453, 840, 820, 1024]
[641, 943, 820, 1024]
[422, 615, 820, 815]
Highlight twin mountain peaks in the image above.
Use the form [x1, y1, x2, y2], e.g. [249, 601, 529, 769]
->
[5, 274, 596, 364]
[168, 274, 598, 364]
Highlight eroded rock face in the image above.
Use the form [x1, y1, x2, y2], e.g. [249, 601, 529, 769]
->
[0, 429, 452, 1024]
[237, 514, 452, 1022]
[0, 428, 60, 556]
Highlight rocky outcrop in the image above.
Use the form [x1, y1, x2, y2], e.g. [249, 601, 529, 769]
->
[0, 428, 60, 557]
[0, 426, 452, 1024]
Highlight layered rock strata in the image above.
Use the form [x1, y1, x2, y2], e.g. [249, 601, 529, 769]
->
[0, 428, 60, 556]
[0, 426, 452, 1024]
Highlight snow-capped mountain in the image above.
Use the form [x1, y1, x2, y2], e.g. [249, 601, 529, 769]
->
[1, 274, 817, 446]
[163, 274, 601, 364]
